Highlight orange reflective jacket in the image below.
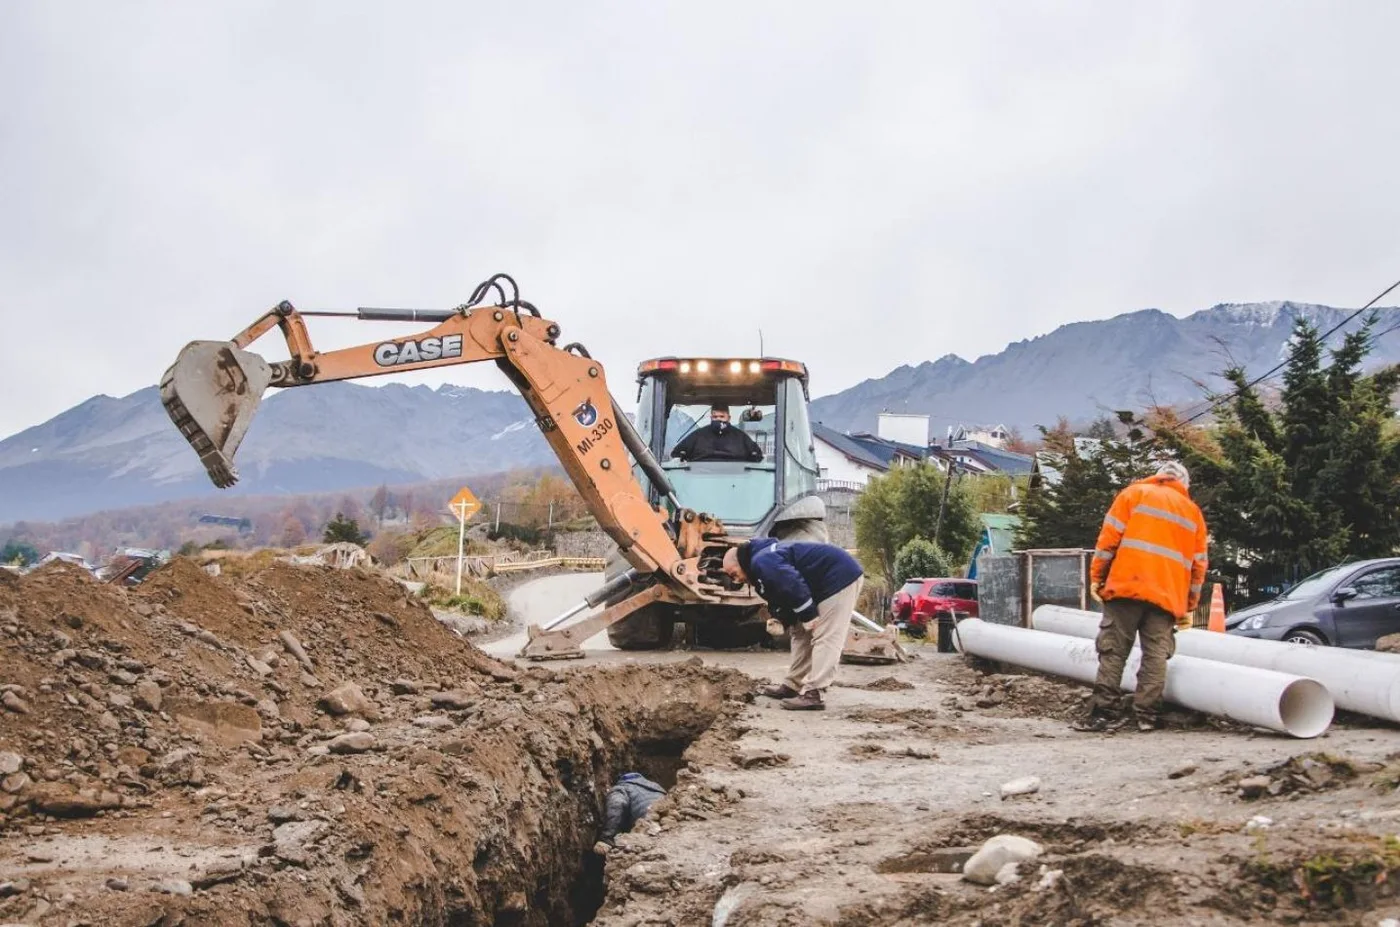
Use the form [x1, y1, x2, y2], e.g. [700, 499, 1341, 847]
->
[1090, 474, 1208, 619]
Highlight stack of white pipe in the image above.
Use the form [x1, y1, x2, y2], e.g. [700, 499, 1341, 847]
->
[1032, 605, 1400, 724]
[952, 615, 1335, 739]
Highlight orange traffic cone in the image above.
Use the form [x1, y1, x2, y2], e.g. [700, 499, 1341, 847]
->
[1207, 584, 1227, 633]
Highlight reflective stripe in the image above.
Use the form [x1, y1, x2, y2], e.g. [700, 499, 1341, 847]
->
[1093, 550, 1114, 561]
[1190, 583, 1203, 594]
[1119, 538, 1192, 570]
[1133, 504, 1198, 533]
[1194, 553, 1208, 563]
[795, 598, 814, 614]
[1103, 514, 1126, 532]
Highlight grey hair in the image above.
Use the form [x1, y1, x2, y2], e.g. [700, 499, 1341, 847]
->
[1156, 460, 1190, 488]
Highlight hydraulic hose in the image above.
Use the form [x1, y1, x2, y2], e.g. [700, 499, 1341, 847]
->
[612, 396, 682, 511]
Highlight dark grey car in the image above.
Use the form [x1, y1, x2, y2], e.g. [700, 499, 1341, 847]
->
[1225, 558, 1400, 648]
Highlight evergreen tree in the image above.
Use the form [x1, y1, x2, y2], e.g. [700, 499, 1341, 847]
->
[1017, 425, 1153, 550]
[0, 541, 39, 567]
[322, 512, 369, 545]
[1152, 314, 1400, 601]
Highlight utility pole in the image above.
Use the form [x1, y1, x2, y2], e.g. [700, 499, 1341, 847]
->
[933, 459, 957, 547]
[494, 502, 502, 533]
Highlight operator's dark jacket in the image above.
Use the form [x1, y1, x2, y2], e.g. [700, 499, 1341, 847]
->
[738, 538, 864, 626]
[600, 773, 666, 844]
[671, 423, 763, 462]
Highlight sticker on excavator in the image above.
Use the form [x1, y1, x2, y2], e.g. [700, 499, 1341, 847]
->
[373, 334, 464, 367]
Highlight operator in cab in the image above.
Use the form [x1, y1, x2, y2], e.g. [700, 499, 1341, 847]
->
[670, 403, 763, 462]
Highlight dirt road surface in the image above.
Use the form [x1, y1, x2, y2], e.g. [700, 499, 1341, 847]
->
[496, 577, 1400, 925]
[5, 563, 1400, 925]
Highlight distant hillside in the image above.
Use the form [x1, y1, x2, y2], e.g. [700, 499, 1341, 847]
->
[809, 302, 1400, 439]
[7, 300, 1398, 524]
[0, 382, 554, 523]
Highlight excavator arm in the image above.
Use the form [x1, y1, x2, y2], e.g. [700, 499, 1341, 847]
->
[159, 275, 735, 607]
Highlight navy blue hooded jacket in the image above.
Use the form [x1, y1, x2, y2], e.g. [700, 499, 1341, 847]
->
[738, 537, 864, 624]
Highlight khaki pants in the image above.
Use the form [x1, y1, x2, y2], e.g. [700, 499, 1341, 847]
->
[1090, 597, 1176, 717]
[783, 577, 863, 694]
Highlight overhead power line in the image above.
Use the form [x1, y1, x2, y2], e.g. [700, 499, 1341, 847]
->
[1174, 276, 1400, 428]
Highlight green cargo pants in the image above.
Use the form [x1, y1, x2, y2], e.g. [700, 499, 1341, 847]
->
[1089, 597, 1176, 719]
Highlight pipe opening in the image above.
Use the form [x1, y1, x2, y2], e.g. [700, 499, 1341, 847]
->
[1278, 678, 1335, 739]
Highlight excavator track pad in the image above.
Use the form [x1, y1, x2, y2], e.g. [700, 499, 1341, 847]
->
[160, 341, 273, 488]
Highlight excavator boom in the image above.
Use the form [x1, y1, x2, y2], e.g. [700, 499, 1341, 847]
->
[157, 273, 901, 665]
[157, 277, 730, 602]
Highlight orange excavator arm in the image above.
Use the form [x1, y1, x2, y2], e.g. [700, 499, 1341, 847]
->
[159, 274, 726, 602]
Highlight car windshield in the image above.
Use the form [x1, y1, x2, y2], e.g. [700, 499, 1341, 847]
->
[900, 581, 922, 596]
[1279, 565, 1352, 600]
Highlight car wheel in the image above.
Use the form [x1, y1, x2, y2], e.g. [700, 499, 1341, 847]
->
[1283, 629, 1325, 646]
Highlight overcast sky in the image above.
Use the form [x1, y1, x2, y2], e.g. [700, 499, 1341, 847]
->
[2, 1, 1398, 439]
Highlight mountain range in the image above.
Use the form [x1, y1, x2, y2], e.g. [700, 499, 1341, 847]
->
[4, 301, 1398, 524]
[808, 302, 1400, 440]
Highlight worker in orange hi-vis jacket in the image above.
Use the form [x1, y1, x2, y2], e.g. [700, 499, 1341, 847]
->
[1073, 461, 1209, 734]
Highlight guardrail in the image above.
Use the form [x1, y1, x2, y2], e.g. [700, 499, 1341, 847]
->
[402, 550, 604, 580]
[817, 478, 866, 494]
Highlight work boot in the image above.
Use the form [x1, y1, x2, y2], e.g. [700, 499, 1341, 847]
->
[1071, 708, 1124, 733]
[1132, 710, 1161, 732]
[779, 690, 825, 711]
[758, 683, 799, 700]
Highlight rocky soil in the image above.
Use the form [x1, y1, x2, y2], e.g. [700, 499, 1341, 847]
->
[0, 559, 749, 926]
[8, 559, 1400, 926]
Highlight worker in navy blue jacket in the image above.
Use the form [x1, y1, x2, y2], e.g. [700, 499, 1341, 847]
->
[721, 537, 865, 711]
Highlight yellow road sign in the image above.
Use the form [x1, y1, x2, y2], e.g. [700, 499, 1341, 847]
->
[448, 486, 482, 519]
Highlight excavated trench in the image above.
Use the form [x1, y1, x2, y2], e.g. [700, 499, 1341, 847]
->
[436, 663, 749, 927]
[0, 564, 752, 927]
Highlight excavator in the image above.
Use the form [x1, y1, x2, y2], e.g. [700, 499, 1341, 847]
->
[158, 273, 902, 664]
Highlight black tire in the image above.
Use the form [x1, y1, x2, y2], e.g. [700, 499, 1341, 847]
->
[607, 605, 676, 650]
[693, 606, 772, 649]
[1283, 628, 1326, 646]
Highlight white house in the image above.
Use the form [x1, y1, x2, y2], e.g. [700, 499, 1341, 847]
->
[812, 423, 928, 488]
[949, 423, 1011, 449]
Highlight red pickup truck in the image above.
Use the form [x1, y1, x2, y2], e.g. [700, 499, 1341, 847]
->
[890, 578, 979, 636]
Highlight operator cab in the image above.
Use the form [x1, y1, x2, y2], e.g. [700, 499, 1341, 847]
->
[633, 357, 823, 537]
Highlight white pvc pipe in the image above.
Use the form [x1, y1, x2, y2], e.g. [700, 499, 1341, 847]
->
[953, 618, 1333, 739]
[1032, 605, 1400, 724]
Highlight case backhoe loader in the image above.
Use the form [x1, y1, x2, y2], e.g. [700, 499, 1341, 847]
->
[158, 273, 901, 664]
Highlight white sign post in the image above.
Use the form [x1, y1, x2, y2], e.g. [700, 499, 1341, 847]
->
[446, 487, 482, 596]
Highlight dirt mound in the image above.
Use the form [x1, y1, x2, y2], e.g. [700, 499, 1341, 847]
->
[836, 676, 914, 692]
[0, 555, 755, 925]
[999, 854, 1179, 926]
[1222, 751, 1375, 801]
[1217, 835, 1400, 917]
[937, 662, 1088, 721]
[134, 557, 267, 648]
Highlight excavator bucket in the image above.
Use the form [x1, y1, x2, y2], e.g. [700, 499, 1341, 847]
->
[159, 341, 274, 488]
[840, 624, 906, 665]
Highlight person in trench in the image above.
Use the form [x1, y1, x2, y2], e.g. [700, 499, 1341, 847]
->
[721, 537, 865, 711]
[593, 772, 667, 856]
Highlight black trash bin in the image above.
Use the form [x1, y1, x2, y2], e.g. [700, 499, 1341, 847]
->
[936, 609, 957, 653]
